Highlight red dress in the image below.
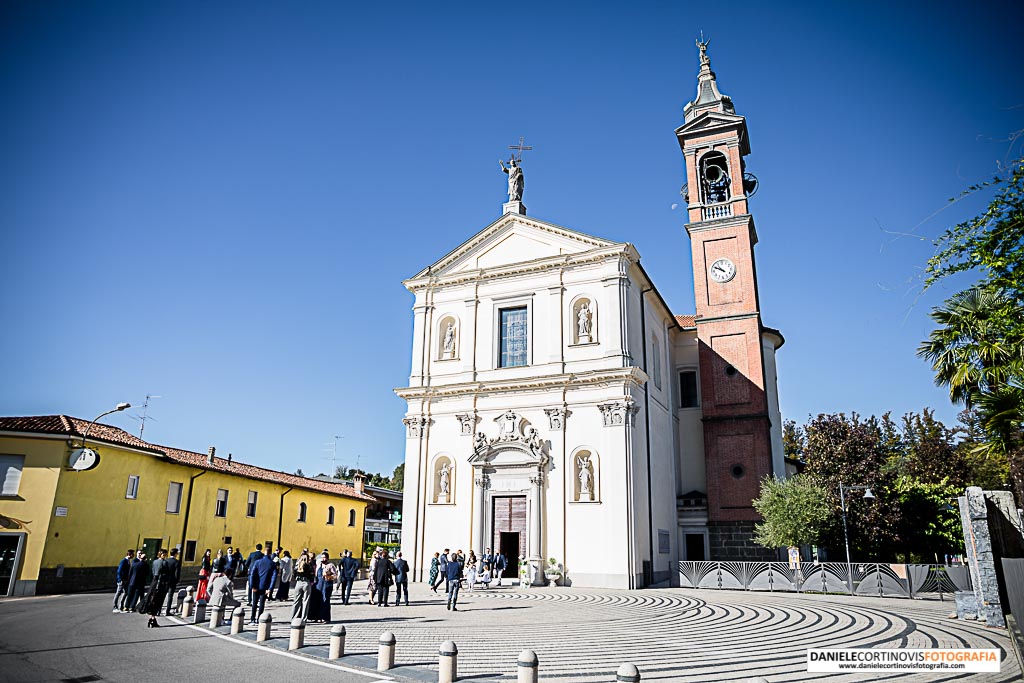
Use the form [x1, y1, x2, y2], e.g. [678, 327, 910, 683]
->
[196, 558, 211, 601]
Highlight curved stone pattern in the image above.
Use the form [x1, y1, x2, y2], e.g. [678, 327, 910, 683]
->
[260, 586, 1018, 682]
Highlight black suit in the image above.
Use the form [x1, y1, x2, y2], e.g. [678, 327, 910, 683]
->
[393, 558, 410, 605]
[163, 557, 181, 615]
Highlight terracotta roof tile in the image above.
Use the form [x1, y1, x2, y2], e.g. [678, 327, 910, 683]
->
[0, 415, 375, 502]
[675, 314, 697, 329]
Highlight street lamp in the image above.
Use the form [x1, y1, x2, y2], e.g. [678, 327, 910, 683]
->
[839, 482, 875, 592]
[79, 402, 132, 447]
[68, 402, 131, 471]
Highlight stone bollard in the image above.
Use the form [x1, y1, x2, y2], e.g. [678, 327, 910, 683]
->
[193, 599, 207, 624]
[182, 595, 194, 619]
[174, 588, 187, 614]
[329, 624, 346, 660]
[231, 607, 245, 634]
[616, 663, 640, 682]
[257, 611, 272, 642]
[518, 650, 538, 683]
[289, 618, 305, 650]
[209, 604, 224, 629]
[439, 640, 458, 683]
[377, 631, 396, 671]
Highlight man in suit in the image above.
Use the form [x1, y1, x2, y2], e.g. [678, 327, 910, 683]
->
[339, 549, 359, 605]
[392, 551, 410, 606]
[445, 552, 463, 611]
[434, 549, 449, 592]
[248, 548, 277, 624]
[373, 551, 397, 607]
[113, 549, 133, 613]
[494, 552, 507, 587]
[245, 544, 264, 605]
[124, 550, 150, 612]
[162, 548, 181, 615]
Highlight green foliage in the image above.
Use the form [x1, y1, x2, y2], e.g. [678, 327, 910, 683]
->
[334, 465, 405, 491]
[753, 475, 831, 548]
[363, 541, 401, 561]
[391, 462, 405, 491]
[890, 476, 963, 562]
[782, 419, 805, 460]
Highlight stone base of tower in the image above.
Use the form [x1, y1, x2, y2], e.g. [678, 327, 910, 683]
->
[708, 521, 777, 561]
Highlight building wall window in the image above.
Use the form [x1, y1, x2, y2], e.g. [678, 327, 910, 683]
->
[680, 369, 700, 408]
[298, 502, 307, 522]
[499, 306, 528, 368]
[184, 540, 197, 563]
[214, 488, 228, 517]
[348, 509, 356, 526]
[166, 482, 183, 514]
[652, 335, 663, 390]
[246, 491, 258, 518]
[125, 475, 140, 500]
[327, 506, 335, 525]
[0, 455, 25, 496]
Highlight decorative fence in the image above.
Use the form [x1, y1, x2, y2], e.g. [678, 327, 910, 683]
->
[677, 561, 972, 599]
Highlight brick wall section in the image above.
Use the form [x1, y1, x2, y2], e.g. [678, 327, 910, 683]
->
[708, 521, 776, 561]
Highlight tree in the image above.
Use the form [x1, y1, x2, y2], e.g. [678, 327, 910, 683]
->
[391, 462, 405, 491]
[753, 475, 831, 549]
[782, 419, 805, 460]
[295, 468, 305, 476]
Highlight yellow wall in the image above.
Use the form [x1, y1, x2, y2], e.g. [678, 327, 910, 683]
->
[0, 433, 367, 592]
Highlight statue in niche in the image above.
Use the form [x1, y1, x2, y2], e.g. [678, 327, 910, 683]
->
[439, 463, 451, 495]
[577, 302, 592, 340]
[499, 156, 524, 202]
[577, 455, 593, 500]
[442, 322, 456, 358]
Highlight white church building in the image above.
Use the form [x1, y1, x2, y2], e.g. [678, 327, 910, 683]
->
[397, 43, 786, 589]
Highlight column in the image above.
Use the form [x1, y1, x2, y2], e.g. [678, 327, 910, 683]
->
[529, 473, 543, 584]
[473, 472, 487, 553]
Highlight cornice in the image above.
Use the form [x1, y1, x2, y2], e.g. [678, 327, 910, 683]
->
[394, 366, 649, 400]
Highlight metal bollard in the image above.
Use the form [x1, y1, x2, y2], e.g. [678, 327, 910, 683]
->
[257, 611, 273, 642]
[616, 663, 640, 682]
[182, 595, 194, 619]
[231, 607, 245, 634]
[289, 618, 305, 650]
[193, 599, 207, 624]
[209, 604, 224, 629]
[439, 640, 458, 683]
[174, 588, 187, 614]
[518, 650, 538, 683]
[329, 624, 346, 659]
[377, 631, 396, 671]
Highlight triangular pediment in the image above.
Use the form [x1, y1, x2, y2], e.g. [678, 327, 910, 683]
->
[675, 110, 746, 137]
[411, 214, 621, 279]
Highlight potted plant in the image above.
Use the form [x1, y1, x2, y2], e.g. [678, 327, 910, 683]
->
[544, 557, 562, 586]
[518, 556, 531, 588]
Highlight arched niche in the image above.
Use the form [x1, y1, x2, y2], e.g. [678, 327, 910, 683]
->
[437, 314, 459, 361]
[570, 295, 597, 345]
[570, 447, 600, 503]
[431, 454, 455, 504]
[698, 150, 731, 205]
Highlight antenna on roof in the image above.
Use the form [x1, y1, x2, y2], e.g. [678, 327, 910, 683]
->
[324, 435, 344, 478]
[129, 394, 162, 438]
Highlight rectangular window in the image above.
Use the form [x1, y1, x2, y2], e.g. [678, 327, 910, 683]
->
[499, 306, 528, 368]
[652, 336, 663, 390]
[680, 370, 699, 408]
[215, 488, 228, 517]
[184, 540, 197, 562]
[125, 475, 140, 500]
[246, 490, 258, 518]
[0, 455, 25, 496]
[166, 482, 183, 514]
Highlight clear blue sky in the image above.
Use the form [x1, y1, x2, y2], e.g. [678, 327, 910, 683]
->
[2, 1, 1021, 477]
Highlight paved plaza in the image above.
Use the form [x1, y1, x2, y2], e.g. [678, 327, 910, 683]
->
[240, 580, 1020, 682]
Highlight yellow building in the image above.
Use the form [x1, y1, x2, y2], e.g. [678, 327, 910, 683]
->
[0, 415, 374, 596]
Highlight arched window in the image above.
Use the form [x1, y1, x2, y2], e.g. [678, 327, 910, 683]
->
[327, 506, 335, 525]
[348, 509, 356, 527]
[297, 502, 307, 522]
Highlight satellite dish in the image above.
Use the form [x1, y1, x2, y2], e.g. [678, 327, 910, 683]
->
[69, 448, 100, 471]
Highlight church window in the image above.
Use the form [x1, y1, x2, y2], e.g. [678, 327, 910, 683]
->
[348, 509, 356, 526]
[499, 306, 528, 368]
[680, 370, 699, 408]
[730, 464, 745, 479]
[298, 502, 307, 522]
[327, 506, 335, 525]
[652, 335, 662, 389]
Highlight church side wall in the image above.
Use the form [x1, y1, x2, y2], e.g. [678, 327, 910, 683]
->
[762, 336, 786, 480]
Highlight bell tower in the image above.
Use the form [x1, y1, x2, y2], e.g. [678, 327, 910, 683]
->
[676, 39, 776, 560]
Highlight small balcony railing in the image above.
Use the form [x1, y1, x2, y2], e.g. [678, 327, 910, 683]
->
[701, 203, 733, 220]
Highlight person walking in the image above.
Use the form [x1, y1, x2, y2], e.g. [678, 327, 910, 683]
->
[275, 550, 293, 602]
[366, 549, 379, 605]
[494, 551, 507, 587]
[313, 552, 338, 623]
[291, 549, 315, 621]
[248, 548, 277, 624]
[445, 551, 463, 611]
[162, 548, 181, 616]
[124, 550, 150, 612]
[393, 552, 410, 606]
[143, 549, 173, 628]
[113, 549, 133, 613]
[428, 552, 440, 593]
[434, 549, 450, 593]
[196, 549, 212, 601]
[373, 550, 396, 607]
[245, 544, 264, 605]
[339, 550, 359, 605]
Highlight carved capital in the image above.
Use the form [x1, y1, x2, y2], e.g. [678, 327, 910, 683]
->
[529, 474, 544, 487]
[403, 416, 429, 438]
[544, 407, 569, 431]
[474, 474, 490, 489]
[598, 401, 639, 427]
[455, 413, 476, 436]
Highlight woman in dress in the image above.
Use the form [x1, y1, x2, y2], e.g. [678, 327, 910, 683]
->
[314, 552, 338, 623]
[144, 549, 172, 628]
[428, 552, 440, 592]
[275, 550, 293, 601]
[366, 549, 379, 605]
[196, 549, 212, 601]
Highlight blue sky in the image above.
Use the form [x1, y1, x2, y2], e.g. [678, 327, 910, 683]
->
[2, 1, 1021, 477]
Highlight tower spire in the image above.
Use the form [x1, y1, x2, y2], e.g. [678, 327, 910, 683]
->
[683, 35, 735, 122]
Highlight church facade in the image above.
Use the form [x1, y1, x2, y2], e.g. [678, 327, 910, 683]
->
[396, 44, 785, 589]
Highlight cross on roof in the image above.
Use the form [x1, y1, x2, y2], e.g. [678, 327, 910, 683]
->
[508, 136, 533, 163]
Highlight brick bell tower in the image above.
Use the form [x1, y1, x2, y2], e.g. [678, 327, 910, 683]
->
[676, 39, 776, 560]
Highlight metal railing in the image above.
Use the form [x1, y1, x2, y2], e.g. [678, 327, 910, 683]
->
[677, 561, 971, 599]
[701, 203, 733, 220]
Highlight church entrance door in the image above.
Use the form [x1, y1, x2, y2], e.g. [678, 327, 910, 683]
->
[492, 495, 526, 577]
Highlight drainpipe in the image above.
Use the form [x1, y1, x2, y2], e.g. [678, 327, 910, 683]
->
[181, 469, 207, 554]
[278, 487, 293, 550]
[640, 287, 655, 587]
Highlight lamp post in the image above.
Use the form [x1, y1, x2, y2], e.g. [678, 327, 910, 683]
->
[839, 482, 874, 593]
[78, 402, 132, 448]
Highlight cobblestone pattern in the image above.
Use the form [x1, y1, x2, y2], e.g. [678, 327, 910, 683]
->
[248, 581, 1019, 682]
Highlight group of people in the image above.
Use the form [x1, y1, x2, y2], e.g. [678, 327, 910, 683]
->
[428, 547, 508, 611]
[365, 547, 410, 607]
[113, 548, 182, 628]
